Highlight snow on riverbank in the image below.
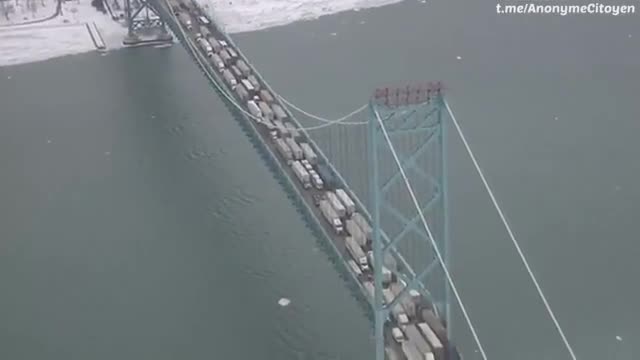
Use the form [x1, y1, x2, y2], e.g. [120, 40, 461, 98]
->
[0, 0, 59, 26]
[198, 0, 403, 34]
[0, 0, 126, 66]
[1, 0, 403, 67]
[0, 24, 93, 66]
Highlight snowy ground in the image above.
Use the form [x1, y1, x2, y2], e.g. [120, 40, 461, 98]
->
[0, 0, 127, 66]
[0, 0, 58, 25]
[1, 0, 405, 67]
[198, 0, 404, 34]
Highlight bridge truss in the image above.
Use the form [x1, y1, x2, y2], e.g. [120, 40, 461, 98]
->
[369, 83, 451, 360]
[123, 0, 171, 44]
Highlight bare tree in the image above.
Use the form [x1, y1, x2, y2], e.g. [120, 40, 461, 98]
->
[0, 0, 6, 20]
[27, 0, 36, 17]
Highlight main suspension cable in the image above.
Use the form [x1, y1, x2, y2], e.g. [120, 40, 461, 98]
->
[277, 95, 369, 125]
[444, 100, 577, 360]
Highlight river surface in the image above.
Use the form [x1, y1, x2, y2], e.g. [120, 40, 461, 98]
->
[1, 0, 638, 359]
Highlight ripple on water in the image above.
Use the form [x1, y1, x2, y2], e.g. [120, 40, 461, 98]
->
[275, 318, 307, 357]
[230, 186, 260, 206]
[243, 265, 276, 281]
[186, 149, 214, 160]
[168, 124, 185, 135]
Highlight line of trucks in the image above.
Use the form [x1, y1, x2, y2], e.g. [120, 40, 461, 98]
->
[175, 5, 455, 359]
[318, 187, 450, 360]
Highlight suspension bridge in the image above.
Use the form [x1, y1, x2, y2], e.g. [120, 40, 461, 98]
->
[118, 0, 579, 359]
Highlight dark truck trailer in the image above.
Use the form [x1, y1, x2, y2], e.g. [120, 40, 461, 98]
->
[317, 163, 336, 189]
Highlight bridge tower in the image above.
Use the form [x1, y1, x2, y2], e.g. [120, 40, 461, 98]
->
[123, 0, 172, 45]
[368, 82, 451, 360]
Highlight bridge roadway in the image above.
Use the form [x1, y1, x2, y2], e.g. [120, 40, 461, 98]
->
[155, 1, 460, 359]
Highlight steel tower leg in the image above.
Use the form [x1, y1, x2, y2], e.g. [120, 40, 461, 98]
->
[368, 102, 385, 360]
[438, 95, 452, 340]
[125, 0, 133, 37]
[368, 84, 451, 359]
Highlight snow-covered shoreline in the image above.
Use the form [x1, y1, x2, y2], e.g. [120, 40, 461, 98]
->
[0, 0, 127, 66]
[1, 0, 403, 67]
[197, 0, 403, 34]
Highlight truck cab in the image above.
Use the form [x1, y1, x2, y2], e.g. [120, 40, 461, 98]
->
[332, 218, 343, 233]
[311, 175, 324, 190]
[358, 258, 370, 272]
[391, 328, 405, 343]
[270, 130, 278, 141]
[303, 162, 314, 172]
[198, 15, 210, 25]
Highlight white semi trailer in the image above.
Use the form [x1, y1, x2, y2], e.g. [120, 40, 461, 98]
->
[291, 161, 311, 189]
[319, 200, 343, 234]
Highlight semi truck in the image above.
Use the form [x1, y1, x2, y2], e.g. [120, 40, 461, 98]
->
[273, 120, 288, 137]
[417, 322, 445, 360]
[219, 48, 232, 65]
[284, 122, 300, 140]
[247, 75, 260, 90]
[198, 25, 211, 39]
[319, 200, 343, 234]
[235, 82, 249, 101]
[391, 303, 410, 326]
[420, 309, 448, 348]
[196, 37, 213, 56]
[197, 15, 210, 25]
[335, 189, 356, 215]
[383, 288, 395, 305]
[227, 47, 238, 59]
[317, 164, 336, 189]
[352, 212, 372, 241]
[275, 138, 292, 161]
[246, 100, 261, 118]
[291, 161, 311, 189]
[347, 259, 363, 277]
[178, 13, 192, 30]
[259, 89, 275, 103]
[258, 101, 274, 121]
[404, 324, 435, 360]
[272, 104, 287, 121]
[325, 191, 346, 218]
[236, 59, 251, 77]
[390, 282, 417, 318]
[261, 119, 276, 132]
[345, 236, 369, 271]
[221, 69, 237, 87]
[209, 37, 222, 52]
[241, 79, 255, 94]
[401, 342, 424, 360]
[346, 219, 366, 247]
[311, 173, 324, 190]
[210, 53, 224, 71]
[230, 65, 243, 79]
[386, 347, 402, 360]
[285, 138, 303, 160]
[367, 250, 398, 273]
[300, 143, 318, 165]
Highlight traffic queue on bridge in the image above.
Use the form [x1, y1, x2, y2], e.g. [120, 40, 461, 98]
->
[171, 1, 457, 359]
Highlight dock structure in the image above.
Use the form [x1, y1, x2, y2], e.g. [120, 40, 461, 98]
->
[152, 1, 462, 358]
